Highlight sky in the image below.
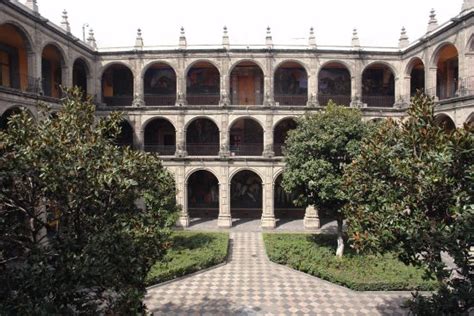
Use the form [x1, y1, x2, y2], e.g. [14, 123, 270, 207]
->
[35, 0, 463, 48]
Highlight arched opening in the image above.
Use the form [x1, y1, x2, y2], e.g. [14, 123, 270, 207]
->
[116, 121, 134, 147]
[434, 114, 456, 132]
[230, 61, 264, 105]
[0, 107, 22, 130]
[466, 113, 474, 127]
[362, 63, 395, 107]
[274, 61, 307, 106]
[186, 61, 220, 105]
[186, 118, 219, 156]
[0, 23, 30, 91]
[274, 174, 304, 219]
[229, 118, 263, 156]
[144, 118, 176, 155]
[409, 58, 425, 96]
[41, 44, 63, 98]
[436, 44, 458, 100]
[101, 64, 133, 106]
[187, 170, 219, 218]
[273, 118, 297, 156]
[72, 58, 88, 96]
[318, 62, 351, 106]
[144, 63, 176, 106]
[231, 170, 262, 218]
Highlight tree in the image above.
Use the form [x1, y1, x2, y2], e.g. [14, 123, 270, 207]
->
[344, 92, 473, 313]
[0, 88, 178, 314]
[282, 102, 369, 257]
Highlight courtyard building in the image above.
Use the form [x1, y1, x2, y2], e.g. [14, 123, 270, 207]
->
[1, 0, 473, 228]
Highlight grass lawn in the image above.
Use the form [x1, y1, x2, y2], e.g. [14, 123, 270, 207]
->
[146, 231, 229, 286]
[263, 233, 438, 291]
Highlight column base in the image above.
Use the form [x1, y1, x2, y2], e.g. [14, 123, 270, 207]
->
[217, 215, 232, 228]
[304, 215, 320, 230]
[176, 215, 189, 228]
[261, 216, 276, 229]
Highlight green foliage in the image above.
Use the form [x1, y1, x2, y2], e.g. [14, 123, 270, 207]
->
[344, 92, 473, 313]
[0, 88, 178, 314]
[282, 102, 369, 214]
[263, 233, 437, 291]
[146, 231, 229, 285]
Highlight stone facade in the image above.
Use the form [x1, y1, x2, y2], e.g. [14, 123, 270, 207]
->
[1, 0, 473, 229]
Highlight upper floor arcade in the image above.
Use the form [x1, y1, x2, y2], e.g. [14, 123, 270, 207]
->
[1, 0, 474, 111]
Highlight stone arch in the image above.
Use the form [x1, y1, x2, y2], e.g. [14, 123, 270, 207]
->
[467, 34, 474, 52]
[362, 62, 396, 107]
[72, 57, 90, 95]
[318, 60, 354, 78]
[274, 60, 308, 106]
[0, 105, 34, 130]
[186, 169, 220, 219]
[363, 61, 398, 79]
[228, 58, 266, 76]
[430, 41, 459, 68]
[40, 42, 67, 66]
[185, 59, 221, 77]
[273, 59, 310, 76]
[141, 60, 177, 79]
[465, 112, 474, 126]
[101, 62, 134, 106]
[0, 21, 34, 91]
[434, 113, 456, 131]
[405, 57, 425, 96]
[228, 115, 264, 129]
[432, 43, 459, 100]
[41, 43, 67, 98]
[185, 117, 220, 156]
[143, 117, 176, 155]
[143, 61, 177, 106]
[142, 116, 176, 131]
[185, 167, 221, 184]
[273, 172, 305, 219]
[184, 115, 220, 131]
[318, 61, 352, 106]
[273, 117, 297, 156]
[229, 116, 264, 156]
[186, 60, 221, 105]
[229, 60, 265, 105]
[230, 169, 264, 218]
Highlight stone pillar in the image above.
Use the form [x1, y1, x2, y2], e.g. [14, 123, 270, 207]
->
[176, 56, 187, 106]
[401, 75, 411, 106]
[426, 66, 438, 99]
[308, 59, 318, 106]
[176, 166, 189, 227]
[132, 69, 144, 107]
[261, 167, 276, 229]
[351, 62, 363, 107]
[219, 113, 230, 157]
[175, 113, 187, 157]
[62, 64, 72, 89]
[27, 50, 41, 93]
[220, 58, 230, 106]
[263, 114, 274, 157]
[134, 117, 144, 151]
[304, 205, 320, 229]
[264, 56, 274, 106]
[95, 77, 103, 104]
[393, 75, 403, 108]
[218, 166, 232, 227]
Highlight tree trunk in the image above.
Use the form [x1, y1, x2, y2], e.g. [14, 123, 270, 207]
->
[336, 218, 344, 257]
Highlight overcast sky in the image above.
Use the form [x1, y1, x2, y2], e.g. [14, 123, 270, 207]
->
[36, 0, 462, 48]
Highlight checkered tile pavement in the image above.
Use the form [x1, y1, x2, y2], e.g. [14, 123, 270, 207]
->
[145, 232, 410, 315]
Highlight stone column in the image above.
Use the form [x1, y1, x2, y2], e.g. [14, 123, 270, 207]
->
[175, 113, 187, 157]
[351, 62, 363, 107]
[134, 116, 144, 151]
[308, 58, 318, 106]
[27, 50, 41, 93]
[261, 167, 276, 229]
[62, 64, 72, 89]
[264, 56, 274, 106]
[220, 58, 230, 106]
[176, 56, 187, 105]
[132, 71, 144, 107]
[219, 112, 230, 157]
[304, 205, 320, 229]
[401, 75, 411, 106]
[176, 166, 189, 227]
[95, 77, 103, 104]
[263, 114, 274, 157]
[218, 166, 232, 227]
[426, 66, 438, 99]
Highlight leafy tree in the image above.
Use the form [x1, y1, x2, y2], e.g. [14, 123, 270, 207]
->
[344, 92, 473, 313]
[0, 88, 178, 314]
[282, 102, 369, 256]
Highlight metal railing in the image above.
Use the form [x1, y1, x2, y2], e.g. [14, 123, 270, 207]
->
[318, 94, 351, 106]
[274, 94, 307, 106]
[186, 94, 220, 106]
[362, 95, 395, 107]
[103, 96, 133, 106]
[144, 94, 176, 106]
[229, 144, 263, 156]
[143, 144, 176, 155]
[186, 143, 220, 156]
[231, 93, 264, 106]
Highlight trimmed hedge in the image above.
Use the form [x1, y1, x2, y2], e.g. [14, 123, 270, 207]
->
[263, 233, 438, 291]
[146, 231, 229, 286]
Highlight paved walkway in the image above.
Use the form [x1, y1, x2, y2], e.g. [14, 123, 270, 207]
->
[145, 232, 410, 315]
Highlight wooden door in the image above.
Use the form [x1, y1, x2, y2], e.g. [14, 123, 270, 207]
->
[238, 75, 255, 105]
